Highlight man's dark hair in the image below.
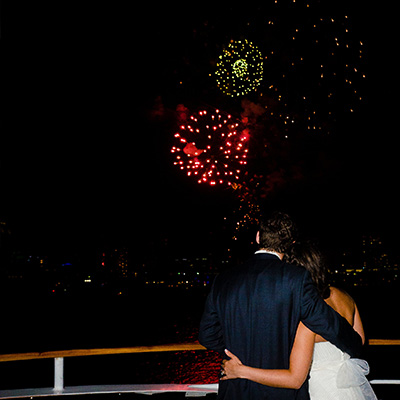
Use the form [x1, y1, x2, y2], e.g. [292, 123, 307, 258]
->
[258, 211, 297, 253]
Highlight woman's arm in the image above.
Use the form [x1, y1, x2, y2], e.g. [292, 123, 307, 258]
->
[221, 323, 315, 389]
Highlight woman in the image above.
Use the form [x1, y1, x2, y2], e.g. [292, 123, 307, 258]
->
[221, 241, 377, 400]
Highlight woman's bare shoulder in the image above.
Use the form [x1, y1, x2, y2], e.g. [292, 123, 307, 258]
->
[316, 287, 357, 342]
[329, 286, 355, 304]
[327, 286, 356, 321]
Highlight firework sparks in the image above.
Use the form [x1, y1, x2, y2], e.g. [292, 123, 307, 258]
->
[216, 39, 264, 97]
[171, 108, 249, 186]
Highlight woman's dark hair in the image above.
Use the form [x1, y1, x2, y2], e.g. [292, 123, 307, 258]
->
[286, 240, 331, 299]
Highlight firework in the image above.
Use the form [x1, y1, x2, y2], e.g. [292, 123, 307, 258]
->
[255, 6, 366, 133]
[216, 39, 264, 97]
[184, 2, 367, 135]
[171, 108, 249, 186]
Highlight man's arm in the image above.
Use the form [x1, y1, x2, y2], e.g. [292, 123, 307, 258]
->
[300, 271, 363, 358]
[198, 278, 225, 353]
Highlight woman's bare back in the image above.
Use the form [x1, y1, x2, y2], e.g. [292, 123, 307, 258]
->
[315, 286, 365, 343]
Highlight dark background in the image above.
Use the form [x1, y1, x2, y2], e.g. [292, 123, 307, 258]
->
[1, 1, 398, 261]
[0, 4, 399, 396]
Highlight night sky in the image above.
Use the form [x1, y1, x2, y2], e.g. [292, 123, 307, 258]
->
[1, 1, 399, 262]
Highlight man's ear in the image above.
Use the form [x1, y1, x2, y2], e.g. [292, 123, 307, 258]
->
[256, 231, 260, 245]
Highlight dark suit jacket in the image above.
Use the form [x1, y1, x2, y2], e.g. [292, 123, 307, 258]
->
[199, 253, 363, 399]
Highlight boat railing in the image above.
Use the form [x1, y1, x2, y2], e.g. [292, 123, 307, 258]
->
[0, 340, 399, 398]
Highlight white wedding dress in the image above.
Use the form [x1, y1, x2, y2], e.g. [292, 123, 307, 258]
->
[309, 342, 377, 400]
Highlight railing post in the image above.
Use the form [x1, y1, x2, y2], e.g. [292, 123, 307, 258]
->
[54, 357, 64, 392]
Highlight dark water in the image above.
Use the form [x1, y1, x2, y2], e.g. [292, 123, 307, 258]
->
[0, 287, 222, 390]
[0, 286, 399, 394]
[1, 287, 209, 354]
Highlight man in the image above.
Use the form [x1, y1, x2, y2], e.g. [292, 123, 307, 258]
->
[199, 211, 362, 399]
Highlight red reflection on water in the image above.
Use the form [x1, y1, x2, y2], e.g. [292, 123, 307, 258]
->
[154, 351, 221, 384]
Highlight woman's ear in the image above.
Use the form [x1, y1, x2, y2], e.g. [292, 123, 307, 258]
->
[256, 231, 260, 245]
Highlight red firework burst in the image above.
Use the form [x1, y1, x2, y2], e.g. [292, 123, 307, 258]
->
[171, 108, 249, 186]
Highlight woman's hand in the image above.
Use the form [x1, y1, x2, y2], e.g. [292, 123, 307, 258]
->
[220, 349, 244, 380]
